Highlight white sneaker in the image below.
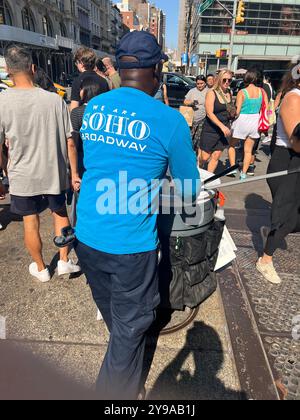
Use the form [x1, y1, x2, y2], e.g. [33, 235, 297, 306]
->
[256, 258, 282, 285]
[29, 263, 51, 283]
[57, 259, 81, 276]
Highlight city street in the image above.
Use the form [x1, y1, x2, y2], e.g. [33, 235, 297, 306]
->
[1, 0, 300, 403]
[0, 146, 299, 400]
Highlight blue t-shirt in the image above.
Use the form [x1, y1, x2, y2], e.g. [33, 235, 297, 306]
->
[76, 87, 200, 254]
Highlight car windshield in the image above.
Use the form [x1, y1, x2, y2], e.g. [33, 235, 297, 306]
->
[179, 75, 196, 85]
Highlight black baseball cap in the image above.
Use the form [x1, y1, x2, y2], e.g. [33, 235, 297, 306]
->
[116, 31, 168, 70]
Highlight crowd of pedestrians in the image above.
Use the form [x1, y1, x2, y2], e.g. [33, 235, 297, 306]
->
[183, 68, 273, 179]
[0, 36, 299, 399]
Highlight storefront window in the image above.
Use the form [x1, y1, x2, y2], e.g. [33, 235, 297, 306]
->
[60, 22, 67, 37]
[200, 2, 300, 36]
[22, 7, 35, 32]
[42, 16, 53, 37]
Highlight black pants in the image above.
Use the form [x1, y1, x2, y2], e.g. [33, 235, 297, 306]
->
[75, 241, 160, 400]
[265, 146, 300, 256]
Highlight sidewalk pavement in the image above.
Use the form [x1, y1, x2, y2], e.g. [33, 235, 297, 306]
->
[0, 144, 289, 401]
[0, 203, 242, 399]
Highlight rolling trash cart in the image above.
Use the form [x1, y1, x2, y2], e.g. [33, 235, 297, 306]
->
[156, 169, 226, 335]
[155, 165, 300, 335]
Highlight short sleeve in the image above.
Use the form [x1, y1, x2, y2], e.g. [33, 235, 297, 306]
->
[71, 108, 81, 133]
[62, 99, 73, 139]
[168, 113, 201, 202]
[185, 89, 194, 101]
[0, 116, 5, 146]
[0, 129, 4, 147]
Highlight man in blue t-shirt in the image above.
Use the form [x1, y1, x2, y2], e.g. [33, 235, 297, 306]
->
[75, 31, 200, 400]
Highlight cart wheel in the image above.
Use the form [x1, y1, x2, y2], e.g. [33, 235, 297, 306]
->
[159, 306, 200, 336]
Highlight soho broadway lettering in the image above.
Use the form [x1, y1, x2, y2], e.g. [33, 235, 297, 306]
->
[81, 106, 150, 153]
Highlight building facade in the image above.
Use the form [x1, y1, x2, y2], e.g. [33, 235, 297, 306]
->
[0, 0, 126, 81]
[182, 0, 300, 73]
[178, 0, 190, 60]
[0, 0, 79, 81]
[78, 0, 91, 47]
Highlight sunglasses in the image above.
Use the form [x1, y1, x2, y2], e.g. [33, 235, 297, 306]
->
[223, 78, 232, 83]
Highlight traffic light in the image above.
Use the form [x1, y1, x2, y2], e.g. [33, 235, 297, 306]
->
[216, 49, 228, 58]
[236, 0, 245, 24]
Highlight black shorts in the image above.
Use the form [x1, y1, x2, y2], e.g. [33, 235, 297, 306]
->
[10, 193, 66, 217]
[200, 133, 228, 153]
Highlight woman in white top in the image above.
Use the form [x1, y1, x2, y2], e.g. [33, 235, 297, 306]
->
[256, 64, 300, 285]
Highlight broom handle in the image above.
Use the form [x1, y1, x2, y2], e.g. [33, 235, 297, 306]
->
[205, 168, 300, 190]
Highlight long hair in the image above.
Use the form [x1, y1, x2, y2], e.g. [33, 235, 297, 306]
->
[244, 69, 259, 87]
[213, 69, 232, 91]
[280, 59, 300, 98]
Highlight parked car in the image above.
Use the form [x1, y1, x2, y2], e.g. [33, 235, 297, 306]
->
[53, 82, 67, 100]
[185, 75, 197, 83]
[0, 72, 67, 101]
[163, 73, 196, 108]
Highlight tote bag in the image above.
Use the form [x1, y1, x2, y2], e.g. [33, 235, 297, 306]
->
[258, 88, 270, 132]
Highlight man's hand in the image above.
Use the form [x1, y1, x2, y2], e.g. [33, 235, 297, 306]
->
[72, 175, 81, 192]
[0, 181, 6, 200]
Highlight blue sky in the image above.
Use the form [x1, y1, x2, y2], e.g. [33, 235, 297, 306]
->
[114, 1, 179, 49]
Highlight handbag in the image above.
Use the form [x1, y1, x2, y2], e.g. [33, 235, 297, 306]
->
[267, 99, 276, 126]
[217, 89, 237, 120]
[258, 88, 270, 132]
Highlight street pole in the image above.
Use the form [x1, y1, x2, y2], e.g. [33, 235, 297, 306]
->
[228, 0, 238, 70]
[204, 54, 208, 76]
[203, 51, 210, 76]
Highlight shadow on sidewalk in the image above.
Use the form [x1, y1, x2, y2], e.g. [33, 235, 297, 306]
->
[245, 193, 271, 255]
[245, 193, 287, 255]
[148, 321, 247, 400]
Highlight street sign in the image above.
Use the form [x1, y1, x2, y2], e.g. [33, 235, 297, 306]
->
[181, 53, 188, 65]
[197, 0, 215, 15]
[191, 54, 199, 66]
